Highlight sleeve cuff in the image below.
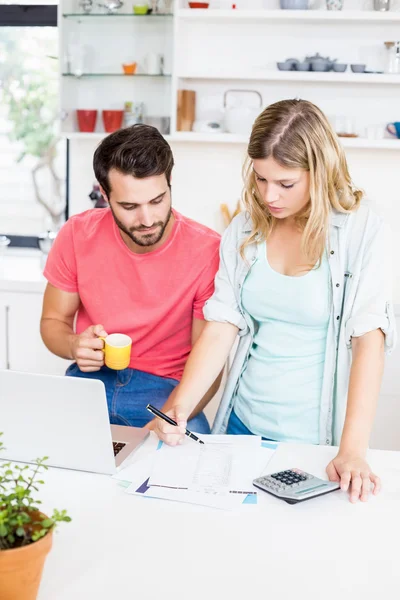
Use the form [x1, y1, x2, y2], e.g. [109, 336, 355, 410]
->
[345, 309, 396, 354]
[43, 271, 78, 294]
[203, 299, 248, 336]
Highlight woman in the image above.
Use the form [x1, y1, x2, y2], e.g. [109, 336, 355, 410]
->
[155, 99, 396, 503]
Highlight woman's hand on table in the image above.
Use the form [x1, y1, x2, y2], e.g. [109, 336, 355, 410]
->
[326, 453, 381, 503]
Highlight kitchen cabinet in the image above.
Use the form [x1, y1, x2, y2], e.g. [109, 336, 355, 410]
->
[0, 291, 69, 376]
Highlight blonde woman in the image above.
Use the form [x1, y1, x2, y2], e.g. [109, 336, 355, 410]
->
[154, 99, 396, 503]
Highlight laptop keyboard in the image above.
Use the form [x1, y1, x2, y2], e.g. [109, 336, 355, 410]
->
[113, 442, 126, 457]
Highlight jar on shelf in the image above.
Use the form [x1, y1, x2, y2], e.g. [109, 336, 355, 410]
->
[124, 102, 144, 127]
[374, 0, 390, 11]
[384, 41, 400, 74]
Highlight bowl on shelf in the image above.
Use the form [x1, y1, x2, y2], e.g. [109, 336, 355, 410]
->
[277, 62, 294, 71]
[102, 110, 124, 133]
[296, 61, 311, 71]
[332, 63, 348, 72]
[122, 62, 137, 75]
[188, 2, 209, 8]
[133, 4, 148, 14]
[76, 109, 98, 132]
[350, 64, 366, 73]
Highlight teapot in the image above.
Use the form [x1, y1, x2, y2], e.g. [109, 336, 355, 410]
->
[305, 53, 337, 72]
[223, 89, 263, 135]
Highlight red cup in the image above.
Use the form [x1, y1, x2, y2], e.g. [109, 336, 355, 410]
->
[102, 110, 124, 133]
[76, 109, 98, 132]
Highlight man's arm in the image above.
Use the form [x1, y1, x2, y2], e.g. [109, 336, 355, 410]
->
[40, 283, 81, 359]
[145, 318, 225, 428]
[40, 283, 107, 371]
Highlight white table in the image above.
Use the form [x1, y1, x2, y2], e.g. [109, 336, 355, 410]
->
[37, 443, 400, 600]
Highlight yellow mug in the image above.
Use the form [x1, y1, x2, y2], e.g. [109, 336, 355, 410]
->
[100, 333, 132, 370]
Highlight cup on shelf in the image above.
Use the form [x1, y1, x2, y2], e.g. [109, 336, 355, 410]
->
[122, 62, 137, 75]
[145, 52, 164, 75]
[374, 0, 390, 10]
[366, 125, 385, 140]
[386, 122, 400, 139]
[333, 115, 357, 138]
[326, 0, 343, 9]
[76, 109, 98, 132]
[133, 4, 149, 14]
[102, 110, 124, 133]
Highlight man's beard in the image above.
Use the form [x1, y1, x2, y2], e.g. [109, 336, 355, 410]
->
[110, 204, 172, 248]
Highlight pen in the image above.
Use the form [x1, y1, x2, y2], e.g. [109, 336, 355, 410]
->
[146, 404, 205, 445]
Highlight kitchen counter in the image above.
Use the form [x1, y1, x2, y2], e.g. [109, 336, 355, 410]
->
[0, 248, 47, 293]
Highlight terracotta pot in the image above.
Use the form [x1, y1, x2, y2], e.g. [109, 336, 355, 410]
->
[102, 110, 124, 133]
[0, 527, 53, 600]
[76, 109, 98, 132]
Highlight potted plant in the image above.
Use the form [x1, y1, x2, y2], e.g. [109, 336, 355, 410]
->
[0, 433, 71, 600]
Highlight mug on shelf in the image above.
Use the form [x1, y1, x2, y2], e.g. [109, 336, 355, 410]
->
[76, 109, 98, 132]
[145, 52, 164, 75]
[102, 110, 124, 133]
[100, 334, 132, 370]
[386, 122, 400, 139]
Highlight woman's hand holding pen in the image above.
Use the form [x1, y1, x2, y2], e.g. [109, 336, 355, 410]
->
[153, 406, 188, 446]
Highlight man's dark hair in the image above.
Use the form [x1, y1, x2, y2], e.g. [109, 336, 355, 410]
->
[93, 124, 174, 198]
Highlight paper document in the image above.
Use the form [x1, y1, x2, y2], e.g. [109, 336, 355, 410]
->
[118, 433, 277, 510]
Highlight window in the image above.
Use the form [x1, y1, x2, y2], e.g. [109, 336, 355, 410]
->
[0, 2, 66, 247]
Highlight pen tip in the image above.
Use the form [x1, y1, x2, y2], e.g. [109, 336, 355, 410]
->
[199, 440, 205, 444]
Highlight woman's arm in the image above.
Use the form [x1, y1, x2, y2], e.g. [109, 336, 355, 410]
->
[153, 321, 238, 445]
[327, 329, 385, 502]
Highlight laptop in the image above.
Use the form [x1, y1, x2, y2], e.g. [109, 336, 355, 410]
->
[0, 370, 149, 475]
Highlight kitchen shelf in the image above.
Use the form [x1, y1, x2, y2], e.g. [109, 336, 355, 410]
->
[62, 73, 171, 78]
[170, 132, 248, 144]
[177, 8, 400, 23]
[62, 12, 173, 18]
[62, 131, 400, 150]
[178, 71, 400, 85]
[62, 132, 173, 141]
[340, 138, 400, 149]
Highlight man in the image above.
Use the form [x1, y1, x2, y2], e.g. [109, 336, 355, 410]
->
[40, 124, 221, 433]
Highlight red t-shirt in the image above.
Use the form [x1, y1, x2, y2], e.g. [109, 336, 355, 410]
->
[44, 208, 220, 380]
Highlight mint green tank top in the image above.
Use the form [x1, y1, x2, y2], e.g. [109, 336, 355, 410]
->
[234, 241, 331, 444]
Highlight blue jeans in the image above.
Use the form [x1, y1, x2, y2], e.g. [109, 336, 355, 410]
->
[227, 409, 274, 441]
[65, 364, 210, 434]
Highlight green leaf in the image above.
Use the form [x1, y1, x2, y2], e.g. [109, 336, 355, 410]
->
[40, 519, 53, 528]
[15, 527, 25, 537]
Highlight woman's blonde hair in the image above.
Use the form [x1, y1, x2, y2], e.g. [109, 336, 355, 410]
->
[241, 99, 362, 263]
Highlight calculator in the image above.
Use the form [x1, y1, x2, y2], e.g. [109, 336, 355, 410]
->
[253, 468, 340, 504]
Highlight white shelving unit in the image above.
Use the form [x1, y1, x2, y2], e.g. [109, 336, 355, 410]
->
[178, 71, 400, 84]
[177, 8, 400, 22]
[59, 0, 400, 150]
[63, 130, 400, 150]
[59, 0, 174, 136]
